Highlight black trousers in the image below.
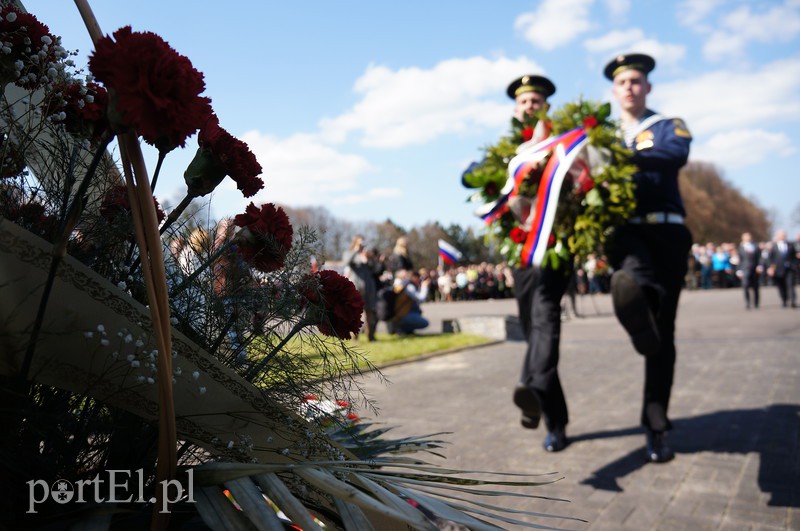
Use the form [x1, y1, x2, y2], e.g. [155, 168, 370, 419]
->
[742, 269, 760, 308]
[513, 263, 572, 431]
[775, 270, 797, 306]
[608, 223, 693, 432]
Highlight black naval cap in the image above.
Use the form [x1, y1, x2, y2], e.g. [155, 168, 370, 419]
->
[603, 53, 656, 80]
[506, 74, 556, 100]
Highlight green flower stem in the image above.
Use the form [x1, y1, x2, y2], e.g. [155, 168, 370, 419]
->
[169, 239, 234, 298]
[150, 150, 167, 192]
[244, 320, 310, 382]
[19, 132, 114, 383]
[159, 193, 195, 236]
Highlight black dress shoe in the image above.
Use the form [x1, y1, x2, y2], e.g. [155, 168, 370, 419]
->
[512, 385, 541, 429]
[543, 428, 568, 452]
[645, 429, 674, 463]
[611, 271, 661, 356]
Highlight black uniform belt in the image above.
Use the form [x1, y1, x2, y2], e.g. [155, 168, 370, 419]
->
[628, 212, 684, 225]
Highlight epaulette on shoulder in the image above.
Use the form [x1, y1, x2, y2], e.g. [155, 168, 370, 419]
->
[671, 118, 692, 138]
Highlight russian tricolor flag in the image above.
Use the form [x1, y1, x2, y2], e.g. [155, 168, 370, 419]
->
[438, 239, 463, 266]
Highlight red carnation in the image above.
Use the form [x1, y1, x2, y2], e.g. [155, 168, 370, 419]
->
[548, 234, 556, 248]
[99, 185, 165, 224]
[484, 181, 498, 197]
[583, 116, 599, 129]
[88, 26, 212, 151]
[300, 270, 364, 339]
[46, 81, 110, 144]
[510, 227, 528, 244]
[187, 113, 264, 197]
[233, 202, 293, 273]
[6, 201, 57, 239]
[521, 127, 534, 142]
[0, 5, 57, 89]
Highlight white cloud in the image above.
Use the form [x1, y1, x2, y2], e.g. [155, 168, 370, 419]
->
[335, 187, 403, 205]
[235, 131, 374, 207]
[515, 0, 595, 50]
[677, 0, 728, 30]
[584, 28, 686, 68]
[603, 0, 631, 17]
[703, 1, 800, 61]
[650, 56, 800, 136]
[319, 55, 544, 148]
[692, 129, 795, 167]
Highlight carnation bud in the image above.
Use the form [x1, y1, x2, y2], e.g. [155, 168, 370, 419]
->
[184, 147, 227, 197]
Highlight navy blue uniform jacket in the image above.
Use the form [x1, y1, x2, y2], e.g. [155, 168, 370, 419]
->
[627, 111, 692, 217]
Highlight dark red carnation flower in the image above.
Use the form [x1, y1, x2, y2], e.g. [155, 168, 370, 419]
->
[548, 234, 556, 248]
[46, 81, 110, 143]
[7, 201, 57, 239]
[484, 181, 498, 197]
[510, 227, 528, 244]
[300, 270, 364, 339]
[99, 185, 165, 223]
[88, 26, 212, 150]
[0, 6, 57, 89]
[232, 202, 293, 273]
[195, 114, 264, 197]
[583, 116, 599, 129]
[521, 127, 534, 142]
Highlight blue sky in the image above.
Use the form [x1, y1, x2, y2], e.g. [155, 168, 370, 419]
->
[37, 0, 800, 237]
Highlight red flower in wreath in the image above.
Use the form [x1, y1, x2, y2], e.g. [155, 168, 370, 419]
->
[88, 26, 212, 151]
[521, 127, 534, 142]
[510, 227, 528, 244]
[185, 113, 264, 197]
[0, 5, 57, 89]
[582, 116, 599, 129]
[232, 202, 293, 273]
[99, 185, 165, 224]
[300, 270, 364, 339]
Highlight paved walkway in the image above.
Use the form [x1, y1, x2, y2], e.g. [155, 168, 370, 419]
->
[359, 288, 800, 530]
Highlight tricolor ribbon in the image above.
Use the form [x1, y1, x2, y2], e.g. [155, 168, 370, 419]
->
[516, 127, 589, 267]
[474, 134, 562, 224]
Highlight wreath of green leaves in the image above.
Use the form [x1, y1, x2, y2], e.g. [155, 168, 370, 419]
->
[464, 100, 637, 269]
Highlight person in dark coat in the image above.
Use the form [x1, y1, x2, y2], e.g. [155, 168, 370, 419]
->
[767, 229, 797, 308]
[738, 232, 762, 309]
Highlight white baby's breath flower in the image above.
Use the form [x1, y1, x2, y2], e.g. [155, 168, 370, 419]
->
[174, 367, 182, 376]
[123, 334, 133, 343]
[5, 12, 17, 22]
[126, 354, 135, 362]
[136, 375, 145, 383]
[192, 371, 200, 380]
[146, 377, 155, 385]
[134, 339, 144, 348]
[227, 441, 234, 449]
[117, 281, 127, 290]
[96, 324, 105, 333]
[83, 331, 93, 339]
[131, 360, 140, 368]
[100, 339, 109, 347]
[198, 386, 207, 395]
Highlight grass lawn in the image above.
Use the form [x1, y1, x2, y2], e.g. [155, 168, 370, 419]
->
[350, 332, 496, 367]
